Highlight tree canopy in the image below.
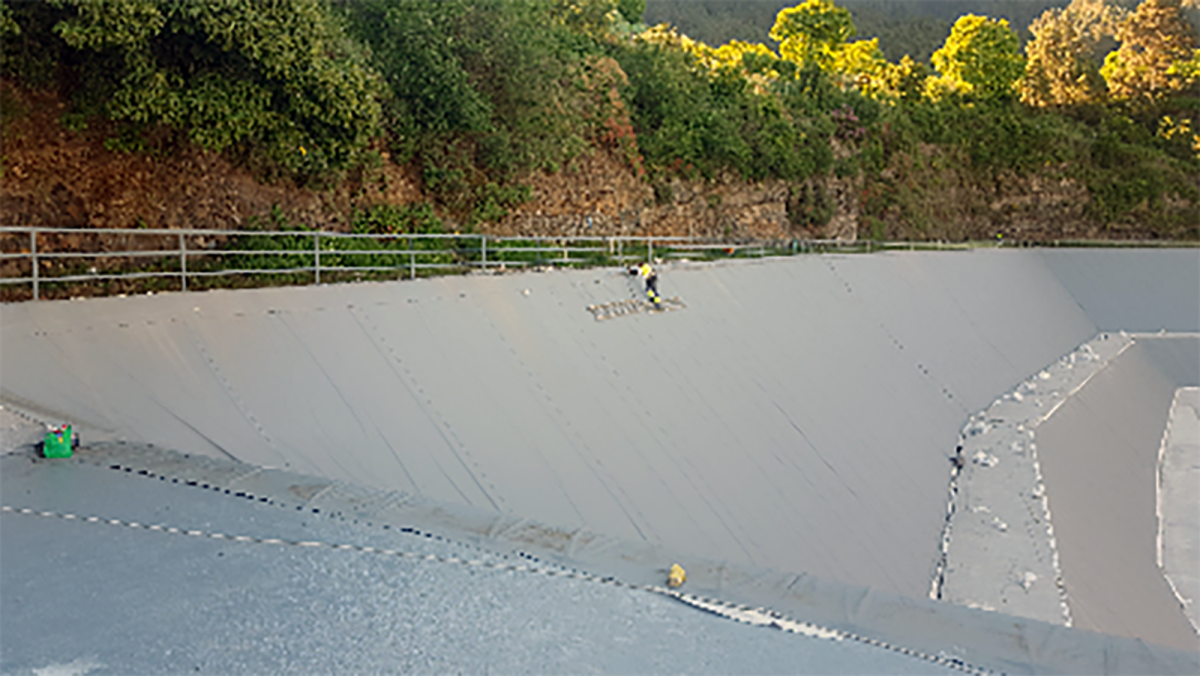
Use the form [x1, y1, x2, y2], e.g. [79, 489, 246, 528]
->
[1020, 0, 1123, 107]
[1101, 0, 1199, 103]
[770, 0, 855, 69]
[928, 14, 1025, 101]
[1, 0, 1196, 233]
[48, 0, 382, 178]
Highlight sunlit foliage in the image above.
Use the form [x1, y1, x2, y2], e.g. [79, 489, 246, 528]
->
[1021, 0, 1124, 107]
[770, 0, 855, 71]
[928, 14, 1025, 101]
[1101, 0, 1199, 103]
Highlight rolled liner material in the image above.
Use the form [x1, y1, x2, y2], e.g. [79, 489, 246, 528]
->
[0, 250, 1117, 600]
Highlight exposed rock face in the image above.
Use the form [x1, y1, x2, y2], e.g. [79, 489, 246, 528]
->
[8, 84, 1190, 245]
[647, 177, 793, 240]
[859, 143, 1195, 242]
[494, 148, 852, 241]
[984, 172, 1094, 239]
[820, 174, 861, 241]
[0, 87, 422, 233]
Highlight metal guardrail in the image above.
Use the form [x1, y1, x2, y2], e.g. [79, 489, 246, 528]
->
[1, 226, 1194, 301]
[0, 226, 873, 300]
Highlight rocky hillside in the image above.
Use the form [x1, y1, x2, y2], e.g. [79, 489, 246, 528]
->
[1, 87, 420, 233]
[0, 83, 1192, 244]
[1, 83, 826, 240]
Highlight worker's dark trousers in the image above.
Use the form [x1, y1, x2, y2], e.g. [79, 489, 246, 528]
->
[646, 275, 659, 300]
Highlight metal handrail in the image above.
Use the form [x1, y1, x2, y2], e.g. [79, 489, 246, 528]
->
[2, 226, 1195, 301]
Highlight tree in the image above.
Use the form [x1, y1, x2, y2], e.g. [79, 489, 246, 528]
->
[635, 22, 732, 73]
[1, 1, 21, 38]
[709, 39, 776, 71]
[1101, 0, 1199, 103]
[616, 0, 645, 25]
[831, 37, 887, 94]
[49, 0, 382, 177]
[1, 0, 68, 86]
[877, 54, 930, 103]
[769, 1, 885, 96]
[552, 0, 619, 37]
[928, 14, 1025, 101]
[770, 0, 854, 70]
[347, 0, 491, 139]
[1020, 0, 1124, 107]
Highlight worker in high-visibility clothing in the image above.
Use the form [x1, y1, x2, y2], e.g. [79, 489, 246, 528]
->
[630, 261, 661, 304]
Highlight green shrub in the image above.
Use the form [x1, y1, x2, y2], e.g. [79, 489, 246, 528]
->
[5, 0, 383, 182]
[612, 40, 837, 182]
[352, 203, 444, 235]
[345, 0, 592, 222]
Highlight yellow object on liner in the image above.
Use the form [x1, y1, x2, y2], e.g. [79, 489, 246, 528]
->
[668, 563, 686, 588]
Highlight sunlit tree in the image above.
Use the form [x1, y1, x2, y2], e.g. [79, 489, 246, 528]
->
[712, 39, 778, 71]
[1020, 0, 1124, 107]
[1101, 0, 1199, 103]
[928, 14, 1025, 101]
[637, 24, 779, 80]
[769, 0, 885, 94]
[770, 0, 854, 70]
[832, 37, 887, 93]
[877, 54, 930, 103]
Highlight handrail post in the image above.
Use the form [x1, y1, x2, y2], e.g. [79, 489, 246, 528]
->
[30, 230, 38, 301]
[481, 234, 487, 272]
[409, 233, 415, 279]
[648, 237, 653, 263]
[536, 236, 541, 266]
[180, 232, 187, 292]
[313, 232, 321, 285]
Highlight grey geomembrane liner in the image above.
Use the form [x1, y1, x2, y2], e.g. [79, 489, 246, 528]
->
[1041, 341, 1180, 648]
[1, 249, 1116, 600]
[0, 404, 46, 454]
[2, 249, 1198, 653]
[1034, 336, 1200, 652]
[5, 442, 1195, 675]
[939, 333, 1139, 626]
[940, 332, 1200, 652]
[1038, 248, 1200, 332]
[1161, 387, 1200, 635]
[1, 452, 963, 676]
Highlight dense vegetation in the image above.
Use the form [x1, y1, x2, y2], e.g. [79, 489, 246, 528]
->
[646, 1, 1078, 61]
[2, 0, 1198, 238]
